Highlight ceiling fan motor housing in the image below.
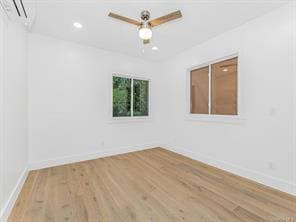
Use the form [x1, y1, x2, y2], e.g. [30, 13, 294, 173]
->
[141, 10, 150, 21]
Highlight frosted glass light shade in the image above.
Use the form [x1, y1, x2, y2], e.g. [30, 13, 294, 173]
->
[139, 27, 152, 40]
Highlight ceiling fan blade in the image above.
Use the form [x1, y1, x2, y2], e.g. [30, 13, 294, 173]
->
[108, 12, 141, 26]
[143, 39, 150, 44]
[149, 10, 182, 27]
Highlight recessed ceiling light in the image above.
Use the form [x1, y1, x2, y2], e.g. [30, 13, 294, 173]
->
[152, 46, 158, 51]
[223, 68, 228, 72]
[73, 22, 83, 29]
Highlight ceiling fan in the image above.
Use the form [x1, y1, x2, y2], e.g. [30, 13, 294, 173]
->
[108, 10, 182, 44]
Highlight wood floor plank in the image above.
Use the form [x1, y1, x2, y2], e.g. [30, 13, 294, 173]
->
[8, 148, 296, 222]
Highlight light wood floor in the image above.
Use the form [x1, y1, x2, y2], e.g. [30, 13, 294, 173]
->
[9, 148, 296, 222]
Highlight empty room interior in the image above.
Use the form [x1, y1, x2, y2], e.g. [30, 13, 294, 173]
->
[0, 0, 296, 221]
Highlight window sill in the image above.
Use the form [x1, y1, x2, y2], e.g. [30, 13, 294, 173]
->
[184, 114, 246, 124]
[109, 116, 152, 124]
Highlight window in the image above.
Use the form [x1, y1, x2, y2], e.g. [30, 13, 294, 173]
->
[133, 79, 149, 116]
[191, 66, 209, 114]
[190, 57, 238, 116]
[113, 75, 149, 118]
[113, 76, 131, 117]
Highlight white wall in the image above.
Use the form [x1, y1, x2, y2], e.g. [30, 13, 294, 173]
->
[160, 4, 296, 194]
[27, 34, 162, 168]
[292, 0, 296, 195]
[0, 8, 4, 217]
[0, 10, 28, 221]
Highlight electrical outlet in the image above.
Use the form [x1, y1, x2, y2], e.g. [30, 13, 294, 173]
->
[267, 161, 275, 170]
[269, 107, 277, 117]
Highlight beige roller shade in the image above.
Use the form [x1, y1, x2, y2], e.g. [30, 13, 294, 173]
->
[211, 57, 238, 115]
[190, 66, 209, 114]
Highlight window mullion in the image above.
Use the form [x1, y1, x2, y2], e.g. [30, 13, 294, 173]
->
[131, 78, 134, 117]
[208, 64, 212, 115]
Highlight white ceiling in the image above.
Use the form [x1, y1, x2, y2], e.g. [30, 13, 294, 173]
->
[31, 0, 289, 61]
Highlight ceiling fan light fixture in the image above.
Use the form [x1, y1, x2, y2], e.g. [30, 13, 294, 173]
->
[139, 23, 152, 40]
[108, 10, 182, 44]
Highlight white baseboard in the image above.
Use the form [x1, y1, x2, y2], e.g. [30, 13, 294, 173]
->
[0, 167, 28, 222]
[161, 144, 296, 196]
[28, 143, 296, 195]
[29, 143, 159, 170]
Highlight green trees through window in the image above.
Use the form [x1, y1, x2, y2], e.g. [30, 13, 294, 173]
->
[113, 76, 149, 117]
[113, 76, 131, 117]
[133, 79, 149, 116]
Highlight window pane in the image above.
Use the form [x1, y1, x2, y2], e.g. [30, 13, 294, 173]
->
[190, 66, 209, 114]
[133, 79, 149, 116]
[113, 76, 131, 117]
[211, 57, 237, 115]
